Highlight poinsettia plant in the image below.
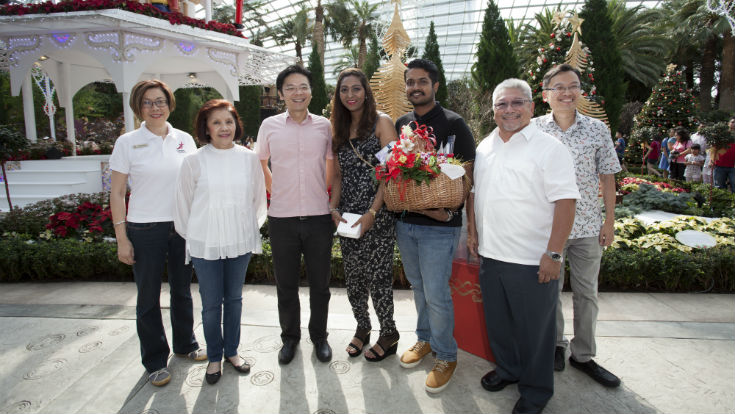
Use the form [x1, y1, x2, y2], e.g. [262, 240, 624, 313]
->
[45, 201, 112, 240]
[375, 122, 457, 185]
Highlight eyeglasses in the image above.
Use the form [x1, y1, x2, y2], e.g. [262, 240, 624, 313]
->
[543, 85, 581, 94]
[142, 99, 168, 108]
[283, 85, 311, 94]
[493, 99, 531, 111]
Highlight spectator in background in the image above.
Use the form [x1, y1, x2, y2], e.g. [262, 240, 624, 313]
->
[690, 126, 711, 184]
[684, 143, 705, 183]
[614, 131, 627, 172]
[658, 128, 675, 179]
[643, 136, 662, 177]
[713, 118, 735, 192]
[669, 127, 692, 181]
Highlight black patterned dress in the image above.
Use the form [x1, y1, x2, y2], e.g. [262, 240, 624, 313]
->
[337, 133, 397, 336]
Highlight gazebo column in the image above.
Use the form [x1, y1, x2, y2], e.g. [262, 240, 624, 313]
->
[59, 61, 76, 156]
[204, 0, 212, 23]
[22, 71, 38, 143]
[123, 92, 135, 134]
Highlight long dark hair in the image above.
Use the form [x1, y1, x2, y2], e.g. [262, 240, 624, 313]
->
[674, 127, 690, 143]
[330, 68, 378, 153]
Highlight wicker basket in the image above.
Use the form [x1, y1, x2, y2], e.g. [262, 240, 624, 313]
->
[384, 173, 470, 211]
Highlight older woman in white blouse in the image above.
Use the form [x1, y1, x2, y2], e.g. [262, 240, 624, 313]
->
[174, 99, 267, 385]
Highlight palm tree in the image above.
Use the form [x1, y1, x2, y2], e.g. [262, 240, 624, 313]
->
[352, 0, 379, 68]
[313, 0, 326, 66]
[325, 0, 379, 68]
[270, 6, 312, 63]
[664, 0, 732, 112]
[333, 44, 360, 76]
[607, 0, 671, 88]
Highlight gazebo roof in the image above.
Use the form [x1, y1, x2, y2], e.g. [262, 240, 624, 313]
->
[0, 8, 296, 100]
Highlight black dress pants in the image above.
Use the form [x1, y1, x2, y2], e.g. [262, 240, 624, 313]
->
[268, 215, 333, 342]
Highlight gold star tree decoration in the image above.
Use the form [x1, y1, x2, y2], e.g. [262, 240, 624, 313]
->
[562, 11, 608, 125]
[370, 0, 413, 121]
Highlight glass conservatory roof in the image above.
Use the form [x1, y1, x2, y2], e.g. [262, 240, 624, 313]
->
[236, 0, 664, 84]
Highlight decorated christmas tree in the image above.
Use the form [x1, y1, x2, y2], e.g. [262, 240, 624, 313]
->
[633, 64, 698, 134]
[524, 11, 606, 123]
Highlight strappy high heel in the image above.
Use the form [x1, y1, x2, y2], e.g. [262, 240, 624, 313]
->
[346, 328, 371, 358]
[364, 332, 400, 362]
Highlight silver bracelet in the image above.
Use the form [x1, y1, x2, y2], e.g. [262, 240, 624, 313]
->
[444, 209, 456, 222]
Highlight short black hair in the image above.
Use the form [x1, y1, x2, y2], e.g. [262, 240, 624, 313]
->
[276, 65, 312, 93]
[691, 143, 701, 150]
[542, 64, 582, 87]
[405, 59, 439, 84]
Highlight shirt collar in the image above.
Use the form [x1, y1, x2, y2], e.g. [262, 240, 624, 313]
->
[413, 102, 442, 122]
[139, 121, 173, 140]
[543, 110, 584, 132]
[490, 122, 538, 143]
[285, 110, 312, 124]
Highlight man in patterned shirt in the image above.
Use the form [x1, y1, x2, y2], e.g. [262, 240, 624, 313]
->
[534, 64, 622, 388]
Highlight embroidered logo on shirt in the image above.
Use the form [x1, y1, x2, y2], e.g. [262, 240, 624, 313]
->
[176, 142, 186, 153]
[133, 143, 148, 149]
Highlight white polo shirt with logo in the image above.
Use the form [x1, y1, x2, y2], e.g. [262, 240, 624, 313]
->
[109, 121, 196, 223]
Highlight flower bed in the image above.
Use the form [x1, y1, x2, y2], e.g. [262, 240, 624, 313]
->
[0, 0, 244, 37]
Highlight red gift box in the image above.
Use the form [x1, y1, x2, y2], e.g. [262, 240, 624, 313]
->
[450, 260, 494, 362]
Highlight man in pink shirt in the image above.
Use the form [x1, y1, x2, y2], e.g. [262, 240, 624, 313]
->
[256, 65, 335, 364]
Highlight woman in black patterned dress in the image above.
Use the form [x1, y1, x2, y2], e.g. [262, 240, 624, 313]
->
[329, 68, 400, 361]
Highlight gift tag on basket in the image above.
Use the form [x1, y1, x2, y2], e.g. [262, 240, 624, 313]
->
[439, 163, 465, 180]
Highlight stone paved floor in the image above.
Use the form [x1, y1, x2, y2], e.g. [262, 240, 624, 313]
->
[0, 283, 733, 414]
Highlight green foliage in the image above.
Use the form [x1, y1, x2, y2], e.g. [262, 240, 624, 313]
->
[599, 246, 735, 292]
[698, 122, 734, 149]
[0, 125, 29, 161]
[307, 47, 329, 115]
[580, 0, 626, 134]
[235, 85, 262, 138]
[73, 82, 123, 120]
[169, 88, 222, 137]
[472, 0, 519, 97]
[362, 31, 381, 80]
[0, 236, 131, 282]
[622, 183, 694, 213]
[421, 21, 448, 107]
[0, 72, 24, 129]
[633, 65, 698, 133]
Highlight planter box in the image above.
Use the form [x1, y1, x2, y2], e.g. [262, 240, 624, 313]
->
[450, 260, 494, 362]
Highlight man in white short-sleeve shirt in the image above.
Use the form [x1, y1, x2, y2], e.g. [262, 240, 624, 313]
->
[467, 78, 579, 414]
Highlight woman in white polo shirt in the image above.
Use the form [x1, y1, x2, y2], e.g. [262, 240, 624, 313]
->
[109, 79, 205, 387]
[174, 99, 267, 385]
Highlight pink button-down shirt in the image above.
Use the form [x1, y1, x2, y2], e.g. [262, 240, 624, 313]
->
[256, 111, 333, 218]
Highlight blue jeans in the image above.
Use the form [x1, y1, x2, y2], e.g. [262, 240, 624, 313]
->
[192, 254, 252, 362]
[395, 221, 461, 361]
[714, 166, 735, 192]
[126, 221, 198, 373]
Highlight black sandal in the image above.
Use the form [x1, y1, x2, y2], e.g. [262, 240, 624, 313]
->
[346, 328, 371, 358]
[364, 332, 400, 362]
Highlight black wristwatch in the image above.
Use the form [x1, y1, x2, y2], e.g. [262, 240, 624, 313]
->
[545, 250, 563, 263]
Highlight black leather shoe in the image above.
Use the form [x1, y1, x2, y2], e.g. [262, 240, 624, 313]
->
[278, 340, 298, 365]
[554, 346, 566, 372]
[205, 363, 222, 385]
[480, 370, 518, 392]
[512, 397, 547, 414]
[569, 357, 621, 388]
[314, 339, 332, 362]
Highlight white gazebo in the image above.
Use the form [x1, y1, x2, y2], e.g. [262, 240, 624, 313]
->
[0, 7, 295, 144]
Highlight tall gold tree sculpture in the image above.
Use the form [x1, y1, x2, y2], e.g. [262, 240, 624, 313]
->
[370, 0, 413, 121]
[564, 11, 608, 124]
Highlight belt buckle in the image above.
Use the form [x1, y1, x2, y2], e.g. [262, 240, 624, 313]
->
[298, 216, 308, 221]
